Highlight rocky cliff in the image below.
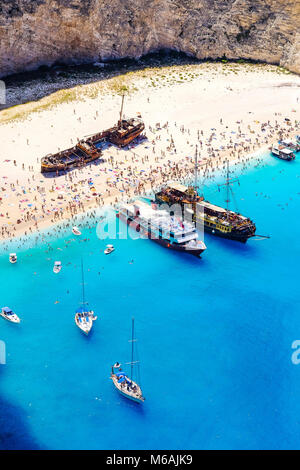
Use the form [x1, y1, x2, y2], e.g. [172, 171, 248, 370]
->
[0, 0, 299, 78]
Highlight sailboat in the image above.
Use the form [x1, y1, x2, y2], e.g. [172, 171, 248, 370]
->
[111, 318, 145, 403]
[74, 260, 97, 335]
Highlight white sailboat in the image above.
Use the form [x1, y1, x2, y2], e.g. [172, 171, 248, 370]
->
[111, 318, 145, 404]
[74, 260, 97, 335]
[0, 307, 21, 323]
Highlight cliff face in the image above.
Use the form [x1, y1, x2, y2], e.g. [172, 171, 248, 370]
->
[0, 0, 299, 78]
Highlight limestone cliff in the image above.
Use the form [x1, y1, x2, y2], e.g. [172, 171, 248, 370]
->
[0, 0, 299, 77]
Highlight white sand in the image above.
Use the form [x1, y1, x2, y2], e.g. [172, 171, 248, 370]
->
[0, 62, 299, 244]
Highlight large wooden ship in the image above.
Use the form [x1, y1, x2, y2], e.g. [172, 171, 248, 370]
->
[105, 94, 145, 147]
[155, 153, 256, 243]
[41, 95, 145, 173]
[41, 139, 102, 173]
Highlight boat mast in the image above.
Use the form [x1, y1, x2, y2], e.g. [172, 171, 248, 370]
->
[81, 258, 86, 305]
[194, 145, 198, 193]
[131, 317, 134, 381]
[218, 161, 239, 219]
[225, 161, 230, 216]
[119, 94, 125, 129]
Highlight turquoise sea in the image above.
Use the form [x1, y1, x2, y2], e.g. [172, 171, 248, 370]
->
[1, 151, 300, 450]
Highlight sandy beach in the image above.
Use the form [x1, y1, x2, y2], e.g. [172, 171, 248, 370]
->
[0, 61, 300, 249]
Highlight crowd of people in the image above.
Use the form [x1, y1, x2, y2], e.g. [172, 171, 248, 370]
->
[0, 112, 299, 254]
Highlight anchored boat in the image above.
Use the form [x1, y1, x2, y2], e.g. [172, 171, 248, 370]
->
[117, 199, 206, 256]
[9, 253, 17, 264]
[278, 139, 300, 153]
[271, 143, 295, 161]
[74, 260, 97, 335]
[53, 261, 62, 274]
[104, 244, 115, 255]
[72, 226, 81, 236]
[155, 151, 256, 243]
[0, 307, 20, 323]
[111, 318, 145, 404]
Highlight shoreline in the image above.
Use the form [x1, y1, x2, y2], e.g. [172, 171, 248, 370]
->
[1, 62, 299, 250]
[0, 143, 285, 252]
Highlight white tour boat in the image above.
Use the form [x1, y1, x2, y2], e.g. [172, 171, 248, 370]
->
[279, 139, 300, 152]
[117, 199, 206, 256]
[271, 144, 295, 161]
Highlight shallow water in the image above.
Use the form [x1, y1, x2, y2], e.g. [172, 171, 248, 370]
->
[1, 152, 300, 449]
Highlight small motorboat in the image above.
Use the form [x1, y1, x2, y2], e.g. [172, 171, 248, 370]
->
[104, 244, 115, 255]
[9, 253, 17, 264]
[72, 226, 81, 236]
[0, 307, 21, 323]
[53, 261, 62, 274]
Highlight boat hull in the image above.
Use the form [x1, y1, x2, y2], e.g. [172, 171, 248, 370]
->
[202, 222, 254, 243]
[111, 375, 145, 403]
[109, 125, 145, 147]
[116, 387, 145, 403]
[41, 154, 100, 173]
[155, 194, 256, 243]
[75, 315, 92, 335]
[272, 153, 295, 161]
[0, 313, 20, 323]
[117, 212, 205, 256]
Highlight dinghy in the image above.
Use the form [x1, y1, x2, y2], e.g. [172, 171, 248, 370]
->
[53, 261, 62, 274]
[104, 244, 114, 255]
[72, 226, 81, 236]
[9, 253, 17, 264]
